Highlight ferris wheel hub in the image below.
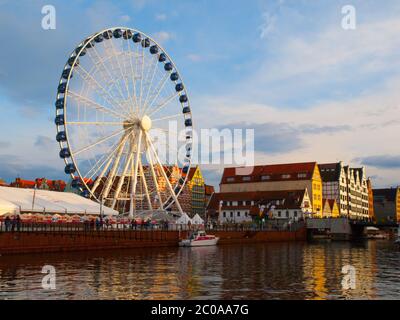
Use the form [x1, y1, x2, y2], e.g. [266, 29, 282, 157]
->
[140, 115, 152, 131]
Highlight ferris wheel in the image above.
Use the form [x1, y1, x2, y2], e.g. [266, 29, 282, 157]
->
[54, 27, 193, 216]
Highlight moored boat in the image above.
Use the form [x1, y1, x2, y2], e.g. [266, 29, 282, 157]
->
[179, 230, 219, 247]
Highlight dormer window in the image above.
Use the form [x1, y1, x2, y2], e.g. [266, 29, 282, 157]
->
[226, 177, 235, 182]
[282, 174, 291, 179]
[261, 175, 271, 180]
[242, 176, 251, 182]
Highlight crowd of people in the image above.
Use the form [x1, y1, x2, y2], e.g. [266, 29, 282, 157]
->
[1, 215, 22, 232]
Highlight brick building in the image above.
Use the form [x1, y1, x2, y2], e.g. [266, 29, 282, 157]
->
[219, 162, 323, 216]
[207, 189, 312, 223]
[10, 178, 66, 192]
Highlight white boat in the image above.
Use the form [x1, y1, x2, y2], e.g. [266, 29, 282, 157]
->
[395, 227, 400, 244]
[179, 230, 219, 247]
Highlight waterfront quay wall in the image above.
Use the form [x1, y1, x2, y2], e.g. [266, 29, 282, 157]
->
[0, 227, 307, 255]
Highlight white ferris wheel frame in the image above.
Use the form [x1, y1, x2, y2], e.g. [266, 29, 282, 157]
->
[55, 27, 194, 216]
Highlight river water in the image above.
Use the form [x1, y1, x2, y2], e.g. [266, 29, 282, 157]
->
[0, 240, 399, 300]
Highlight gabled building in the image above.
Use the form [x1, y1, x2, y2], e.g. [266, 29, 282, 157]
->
[207, 189, 312, 223]
[10, 178, 66, 192]
[322, 199, 340, 218]
[372, 187, 400, 225]
[318, 162, 370, 220]
[220, 162, 322, 216]
[351, 167, 369, 218]
[319, 162, 348, 216]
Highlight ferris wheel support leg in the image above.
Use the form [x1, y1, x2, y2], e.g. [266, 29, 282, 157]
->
[145, 140, 164, 211]
[91, 134, 128, 195]
[138, 157, 153, 211]
[129, 130, 143, 218]
[102, 138, 126, 200]
[111, 152, 134, 209]
[144, 131, 184, 215]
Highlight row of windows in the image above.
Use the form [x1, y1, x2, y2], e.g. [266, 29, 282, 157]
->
[277, 210, 298, 218]
[313, 183, 321, 191]
[313, 194, 321, 201]
[222, 200, 254, 206]
[222, 211, 249, 218]
[228, 172, 311, 182]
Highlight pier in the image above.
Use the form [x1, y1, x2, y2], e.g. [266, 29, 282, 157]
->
[0, 223, 306, 255]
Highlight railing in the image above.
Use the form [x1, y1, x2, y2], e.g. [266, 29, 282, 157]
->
[0, 220, 305, 234]
[205, 221, 305, 232]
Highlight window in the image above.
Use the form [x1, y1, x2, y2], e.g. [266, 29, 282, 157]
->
[298, 173, 307, 178]
[227, 177, 235, 182]
[277, 211, 281, 217]
[245, 212, 248, 217]
[242, 176, 251, 181]
[282, 174, 291, 179]
[223, 212, 226, 218]
[230, 212, 233, 217]
[261, 175, 271, 181]
[237, 212, 240, 217]
[286, 211, 289, 218]
[294, 211, 298, 217]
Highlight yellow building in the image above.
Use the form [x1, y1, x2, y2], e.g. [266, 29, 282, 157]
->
[220, 162, 323, 216]
[322, 199, 340, 218]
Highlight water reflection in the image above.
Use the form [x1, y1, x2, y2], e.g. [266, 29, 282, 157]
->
[0, 241, 399, 300]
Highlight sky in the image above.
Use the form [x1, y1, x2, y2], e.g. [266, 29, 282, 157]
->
[0, 0, 399, 189]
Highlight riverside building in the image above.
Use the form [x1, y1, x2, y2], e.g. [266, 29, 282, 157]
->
[219, 162, 323, 216]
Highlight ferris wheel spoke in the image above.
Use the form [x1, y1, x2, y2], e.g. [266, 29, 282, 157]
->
[126, 39, 140, 116]
[152, 113, 182, 122]
[68, 90, 126, 120]
[141, 56, 160, 114]
[88, 134, 130, 192]
[75, 64, 130, 118]
[129, 130, 143, 216]
[84, 48, 127, 110]
[111, 152, 134, 209]
[100, 135, 129, 200]
[84, 135, 123, 181]
[67, 121, 125, 126]
[73, 127, 126, 156]
[138, 46, 146, 115]
[141, 72, 170, 116]
[144, 131, 183, 214]
[106, 38, 133, 112]
[147, 92, 180, 117]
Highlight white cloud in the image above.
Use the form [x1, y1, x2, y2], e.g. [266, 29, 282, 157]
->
[155, 13, 167, 21]
[152, 31, 174, 44]
[120, 15, 131, 22]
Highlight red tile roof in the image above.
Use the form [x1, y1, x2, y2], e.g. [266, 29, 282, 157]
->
[10, 178, 66, 191]
[207, 189, 308, 212]
[221, 162, 317, 184]
[205, 184, 215, 195]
